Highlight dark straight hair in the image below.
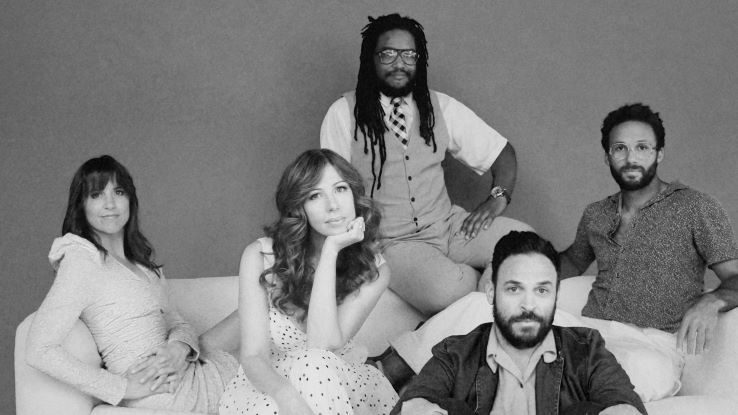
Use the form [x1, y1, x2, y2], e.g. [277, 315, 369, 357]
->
[62, 155, 160, 274]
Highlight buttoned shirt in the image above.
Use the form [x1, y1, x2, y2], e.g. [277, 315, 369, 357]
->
[486, 325, 557, 415]
[566, 182, 738, 332]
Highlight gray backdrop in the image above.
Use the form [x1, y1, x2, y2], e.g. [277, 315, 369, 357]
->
[2, 0, 737, 409]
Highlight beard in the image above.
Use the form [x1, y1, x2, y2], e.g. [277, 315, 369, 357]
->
[493, 302, 554, 349]
[610, 159, 658, 191]
[377, 69, 416, 97]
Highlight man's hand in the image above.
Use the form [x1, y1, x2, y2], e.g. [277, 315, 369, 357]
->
[459, 196, 507, 240]
[599, 404, 642, 415]
[127, 341, 191, 392]
[677, 295, 723, 355]
[401, 398, 448, 415]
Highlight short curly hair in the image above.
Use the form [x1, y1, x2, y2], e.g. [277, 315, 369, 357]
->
[601, 103, 665, 152]
[490, 231, 560, 286]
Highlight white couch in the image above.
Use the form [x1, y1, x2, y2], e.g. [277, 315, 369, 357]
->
[15, 276, 738, 415]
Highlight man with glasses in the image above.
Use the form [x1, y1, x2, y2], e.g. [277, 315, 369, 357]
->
[377, 103, 738, 401]
[320, 13, 528, 316]
[557, 102, 738, 399]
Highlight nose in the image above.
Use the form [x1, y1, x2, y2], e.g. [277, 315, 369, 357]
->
[625, 146, 639, 163]
[326, 193, 339, 211]
[390, 56, 407, 70]
[520, 291, 536, 311]
[102, 191, 116, 208]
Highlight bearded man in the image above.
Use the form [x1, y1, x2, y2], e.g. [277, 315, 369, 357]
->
[391, 231, 646, 415]
[320, 13, 530, 315]
[379, 103, 738, 403]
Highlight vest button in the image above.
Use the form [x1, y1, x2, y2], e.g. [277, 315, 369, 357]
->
[408, 176, 412, 181]
[413, 217, 418, 222]
[411, 197, 415, 202]
[405, 155, 409, 160]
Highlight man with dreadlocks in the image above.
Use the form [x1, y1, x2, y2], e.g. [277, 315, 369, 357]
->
[320, 13, 530, 315]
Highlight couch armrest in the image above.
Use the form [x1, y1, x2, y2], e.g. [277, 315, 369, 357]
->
[15, 312, 102, 415]
[679, 306, 738, 399]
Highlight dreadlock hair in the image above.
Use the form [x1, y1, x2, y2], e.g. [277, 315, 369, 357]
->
[355, 13, 436, 196]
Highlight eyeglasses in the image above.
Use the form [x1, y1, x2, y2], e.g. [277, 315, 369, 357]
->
[608, 143, 658, 160]
[376, 48, 419, 65]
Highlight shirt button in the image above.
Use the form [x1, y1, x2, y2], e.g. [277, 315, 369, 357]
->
[411, 197, 415, 202]
[405, 155, 410, 160]
[413, 217, 418, 222]
[408, 176, 412, 181]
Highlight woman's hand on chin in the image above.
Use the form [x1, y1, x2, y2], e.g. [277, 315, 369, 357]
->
[324, 217, 365, 254]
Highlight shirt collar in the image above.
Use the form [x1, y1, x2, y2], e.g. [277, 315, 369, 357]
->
[379, 92, 414, 109]
[610, 180, 687, 213]
[486, 323, 557, 373]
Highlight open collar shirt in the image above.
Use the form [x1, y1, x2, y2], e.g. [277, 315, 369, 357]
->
[486, 325, 557, 415]
[566, 181, 738, 331]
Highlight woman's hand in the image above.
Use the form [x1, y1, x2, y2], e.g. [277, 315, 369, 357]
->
[323, 217, 365, 254]
[127, 341, 190, 393]
[123, 369, 169, 399]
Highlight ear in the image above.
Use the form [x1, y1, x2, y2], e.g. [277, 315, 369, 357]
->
[485, 278, 495, 306]
[656, 147, 665, 164]
[604, 152, 611, 167]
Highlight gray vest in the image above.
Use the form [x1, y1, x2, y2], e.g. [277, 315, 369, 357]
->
[344, 91, 453, 240]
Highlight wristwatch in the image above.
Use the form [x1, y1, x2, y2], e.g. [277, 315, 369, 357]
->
[489, 185, 511, 205]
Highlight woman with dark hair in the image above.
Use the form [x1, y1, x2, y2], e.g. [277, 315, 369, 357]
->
[25, 155, 237, 412]
[218, 149, 398, 415]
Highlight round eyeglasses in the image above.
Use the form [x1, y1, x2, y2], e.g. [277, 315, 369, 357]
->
[608, 143, 658, 160]
[376, 48, 419, 65]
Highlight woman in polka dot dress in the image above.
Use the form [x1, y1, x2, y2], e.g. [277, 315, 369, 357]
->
[218, 149, 398, 415]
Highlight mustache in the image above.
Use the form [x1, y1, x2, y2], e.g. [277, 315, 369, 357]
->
[509, 310, 544, 324]
[385, 69, 410, 77]
[619, 164, 645, 172]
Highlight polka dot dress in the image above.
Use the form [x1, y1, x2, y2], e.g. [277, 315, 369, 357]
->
[218, 238, 398, 415]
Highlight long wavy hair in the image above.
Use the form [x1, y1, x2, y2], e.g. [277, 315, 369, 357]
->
[262, 149, 382, 317]
[62, 155, 160, 275]
[355, 13, 435, 196]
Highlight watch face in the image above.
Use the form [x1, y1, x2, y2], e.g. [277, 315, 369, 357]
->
[490, 186, 510, 204]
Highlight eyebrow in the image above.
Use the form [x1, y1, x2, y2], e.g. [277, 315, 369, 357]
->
[502, 280, 553, 286]
[307, 180, 348, 192]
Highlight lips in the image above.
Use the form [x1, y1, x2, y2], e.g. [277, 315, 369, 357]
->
[325, 217, 345, 224]
[387, 70, 409, 79]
